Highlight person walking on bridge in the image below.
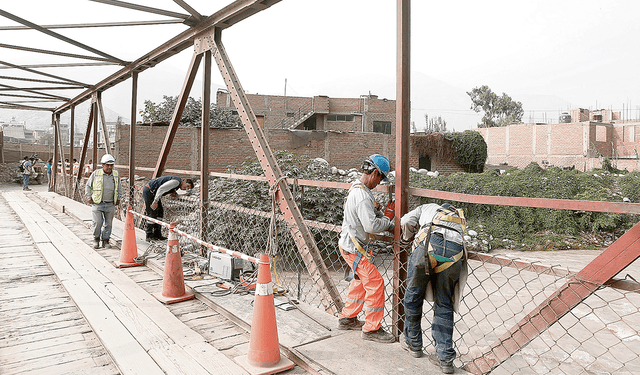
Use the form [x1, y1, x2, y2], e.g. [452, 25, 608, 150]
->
[142, 176, 194, 241]
[337, 154, 395, 343]
[85, 154, 121, 249]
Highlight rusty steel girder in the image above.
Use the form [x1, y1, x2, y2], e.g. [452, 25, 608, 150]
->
[204, 27, 344, 314]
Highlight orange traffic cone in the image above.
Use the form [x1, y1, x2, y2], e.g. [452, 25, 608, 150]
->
[152, 222, 194, 304]
[234, 253, 294, 375]
[115, 206, 144, 268]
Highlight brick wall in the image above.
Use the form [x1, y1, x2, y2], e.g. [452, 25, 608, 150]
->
[115, 124, 467, 177]
[1, 143, 93, 163]
[475, 121, 640, 171]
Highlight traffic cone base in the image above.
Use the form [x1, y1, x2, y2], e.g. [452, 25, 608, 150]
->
[233, 354, 294, 375]
[152, 289, 194, 304]
[152, 224, 194, 305]
[115, 206, 143, 269]
[114, 259, 144, 268]
[234, 253, 294, 375]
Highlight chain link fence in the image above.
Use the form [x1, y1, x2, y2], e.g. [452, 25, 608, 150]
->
[53, 171, 640, 374]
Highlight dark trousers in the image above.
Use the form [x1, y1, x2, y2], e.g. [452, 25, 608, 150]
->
[403, 232, 463, 362]
[142, 186, 163, 238]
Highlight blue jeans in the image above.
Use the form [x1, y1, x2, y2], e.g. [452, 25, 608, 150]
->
[403, 232, 463, 362]
[23, 173, 30, 189]
[92, 202, 115, 241]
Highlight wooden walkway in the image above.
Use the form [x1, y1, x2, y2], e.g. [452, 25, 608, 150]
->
[0, 191, 250, 375]
[0, 192, 119, 374]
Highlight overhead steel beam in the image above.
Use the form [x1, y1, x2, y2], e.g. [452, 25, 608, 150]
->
[209, 28, 343, 314]
[0, 83, 70, 101]
[0, 93, 64, 100]
[0, 19, 184, 31]
[0, 59, 91, 88]
[393, 0, 411, 335]
[0, 85, 84, 90]
[0, 43, 117, 62]
[89, 0, 191, 20]
[54, 0, 282, 114]
[152, 52, 202, 179]
[0, 75, 84, 86]
[173, 0, 203, 21]
[0, 9, 126, 64]
[0, 101, 54, 111]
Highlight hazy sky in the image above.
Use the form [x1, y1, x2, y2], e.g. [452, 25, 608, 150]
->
[1, 0, 639, 130]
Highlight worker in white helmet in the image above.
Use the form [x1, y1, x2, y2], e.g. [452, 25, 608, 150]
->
[85, 154, 121, 249]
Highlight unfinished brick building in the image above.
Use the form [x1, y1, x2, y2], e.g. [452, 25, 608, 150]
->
[474, 108, 640, 172]
[116, 92, 466, 176]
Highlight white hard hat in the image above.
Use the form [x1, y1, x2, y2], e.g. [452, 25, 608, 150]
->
[100, 154, 115, 165]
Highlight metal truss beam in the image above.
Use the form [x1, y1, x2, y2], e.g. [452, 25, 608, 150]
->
[0, 43, 117, 63]
[54, 0, 282, 114]
[0, 83, 70, 101]
[152, 52, 202, 179]
[173, 0, 203, 22]
[0, 19, 184, 31]
[0, 59, 91, 88]
[0, 102, 54, 111]
[209, 28, 343, 314]
[0, 10, 127, 65]
[89, 0, 191, 20]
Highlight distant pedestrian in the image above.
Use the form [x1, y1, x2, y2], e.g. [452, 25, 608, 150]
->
[21, 156, 34, 191]
[46, 158, 52, 188]
[84, 159, 93, 177]
[143, 176, 194, 241]
[72, 158, 79, 176]
[85, 154, 121, 249]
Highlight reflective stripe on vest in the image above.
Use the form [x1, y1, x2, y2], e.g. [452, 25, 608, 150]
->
[92, 169, 119, 203]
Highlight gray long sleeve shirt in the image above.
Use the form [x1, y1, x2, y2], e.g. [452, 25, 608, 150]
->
[338, 181, 394, 254]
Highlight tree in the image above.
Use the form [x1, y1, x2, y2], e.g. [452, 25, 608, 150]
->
[424, 114, 448, 133]
[467, 85, 523, 128]
[139, 95, 241, 128]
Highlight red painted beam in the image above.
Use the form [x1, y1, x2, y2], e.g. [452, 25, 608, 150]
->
[465, 221, 640, 374]
[410, 187, 640, 214]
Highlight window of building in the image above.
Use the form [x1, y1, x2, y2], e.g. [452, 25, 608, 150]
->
[373, 121, 392, 134]
[286, 112, 295, 117]
[419, 155, 431, 171]
[327, 114, 355, 122]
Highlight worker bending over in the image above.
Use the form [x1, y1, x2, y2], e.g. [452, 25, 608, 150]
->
[143, 176, 194, 241]
[400, 203, 468, 374]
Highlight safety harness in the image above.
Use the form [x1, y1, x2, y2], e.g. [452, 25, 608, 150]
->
[412, 205, 466, 274]
[344, 183, 379, 282]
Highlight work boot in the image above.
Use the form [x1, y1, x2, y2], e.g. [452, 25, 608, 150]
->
[400, 334, 423, 358]
[361, 327, 395, 343]
[93, 238, 100, 249]
[338, 317, 365, 330]
[102, 240, 112, 249]
[428, 353, 454, 374]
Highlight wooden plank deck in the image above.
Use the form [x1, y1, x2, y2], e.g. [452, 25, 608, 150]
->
[0, 193, 120, 375]
[2, 191, 250, 375]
